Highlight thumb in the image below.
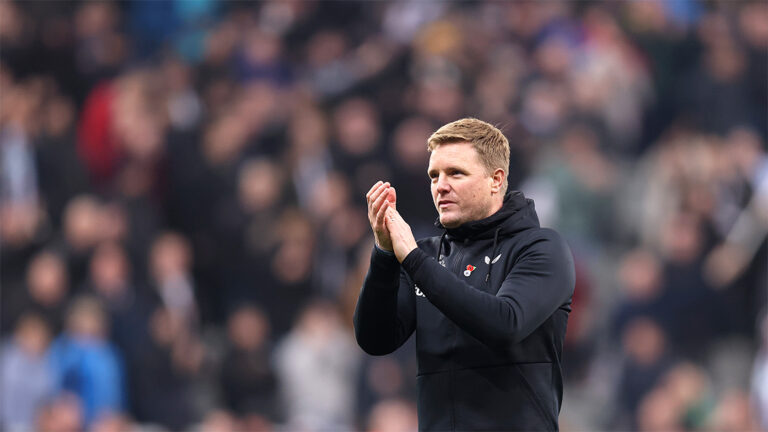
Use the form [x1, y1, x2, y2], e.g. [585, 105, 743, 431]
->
[384, 207, 394, 230]
[385, 206, 398, 222]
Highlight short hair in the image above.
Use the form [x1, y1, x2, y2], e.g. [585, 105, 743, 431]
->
[427, 118, 510, 193]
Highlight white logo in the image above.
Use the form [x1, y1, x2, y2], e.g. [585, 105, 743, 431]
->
[463, 265, 476, 277]
[438, 258, 446, 267]
[484, 254, 502, 264]
[414, 286, 425, 297]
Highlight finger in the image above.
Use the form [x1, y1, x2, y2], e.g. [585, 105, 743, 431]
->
[387, 187, 397, 210]
[385, 207, 397, 224]
[371, 185, 391, 214]
[367, 184, 387, 222]
[388, 208, 407, 227]
[376, 200, 389, 228]
[367, 182, 383, 206]
[384, 207, 398, 231]
[367, 182, 390, 206]
[384, 206, 393, 224]
[365, 181, 383, 200]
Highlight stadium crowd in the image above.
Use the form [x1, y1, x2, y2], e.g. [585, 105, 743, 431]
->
[1, 1, 766, 430]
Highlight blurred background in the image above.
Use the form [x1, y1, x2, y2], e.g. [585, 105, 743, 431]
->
[0, 0, 766, 431]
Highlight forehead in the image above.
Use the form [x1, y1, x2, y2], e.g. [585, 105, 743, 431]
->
[427, 142, 483, 171]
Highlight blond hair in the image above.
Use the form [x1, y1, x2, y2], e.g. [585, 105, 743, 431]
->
[427, 118, 510, 193]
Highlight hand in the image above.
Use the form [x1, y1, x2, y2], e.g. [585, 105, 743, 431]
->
[366, 181, 397, 251]
[704, 243, 749, 289]
[385, 207, 418, 263]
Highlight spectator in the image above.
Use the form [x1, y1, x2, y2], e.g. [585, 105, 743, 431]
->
[256, 208, 316, 338]
[330, 98, 390, 198]
[752, 315, 768, 430]
[524, 122, 618, 252]
[614, 317, 676, 429]
[636, 362, 715, 430]
[197, 409, 242, 432]
[85, 241, 153, 364]
[0, 313, 53, 431]
[130, 306, 203, 430]
[366, 398, 418, 432]
[1, 2, 765, 429]
[2, 250, 70, 335]
[612, 248, 665, 340]
[285, 104, 333, 209]
[49, 296, 124, 426]
[274, 300, 360, 430]
[35, 93, 88, 231]
[219, 305, 278, 419]
[681, 12, 755, 136]
[89, 412, 137, 432]
[60, 195, 104, 285]
[706, 389, 761, 432]
[34, 393, 84, 432]
[149, 231, 198, 328]
[388, 116, 439, 234]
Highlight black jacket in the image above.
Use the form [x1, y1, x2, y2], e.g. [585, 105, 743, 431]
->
[354, 191, 575, 431]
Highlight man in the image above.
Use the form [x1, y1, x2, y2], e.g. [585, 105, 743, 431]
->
[354, 118, 575, 431]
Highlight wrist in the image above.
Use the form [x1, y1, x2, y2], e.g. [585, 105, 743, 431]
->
[375, 237, 393, 252]
[374, 243, 395, 256]
[395, 244, 417, 263]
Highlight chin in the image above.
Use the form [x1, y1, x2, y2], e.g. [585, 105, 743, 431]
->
[439, 214, 461, 229]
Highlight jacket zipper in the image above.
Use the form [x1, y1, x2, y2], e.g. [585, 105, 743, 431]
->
[448, 243, 464, 430]
[451, 245, 465, 276]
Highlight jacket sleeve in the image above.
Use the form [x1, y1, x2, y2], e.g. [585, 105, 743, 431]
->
[400, 230, 574, 352]
[353, 245, 416, 355]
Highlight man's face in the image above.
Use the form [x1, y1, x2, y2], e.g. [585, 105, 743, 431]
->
[427, 142, 497, 228]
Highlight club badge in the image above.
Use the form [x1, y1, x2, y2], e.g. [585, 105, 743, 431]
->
[464, 264, 476, 277]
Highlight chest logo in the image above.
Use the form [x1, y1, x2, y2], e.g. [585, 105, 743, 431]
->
[463, 264, 476, 277]
[484, 254, 502, 264]
[414, 286, 425, 297]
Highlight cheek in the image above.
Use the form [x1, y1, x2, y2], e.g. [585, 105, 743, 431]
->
[463, 182, 484, 211]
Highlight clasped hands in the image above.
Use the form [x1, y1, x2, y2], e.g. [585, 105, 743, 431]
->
[365, 181, 418, 263]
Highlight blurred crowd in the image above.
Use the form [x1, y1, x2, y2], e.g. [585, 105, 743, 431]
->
[0, 1, 766, 431]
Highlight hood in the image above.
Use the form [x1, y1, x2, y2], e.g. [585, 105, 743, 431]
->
[435, 190, 540, 241]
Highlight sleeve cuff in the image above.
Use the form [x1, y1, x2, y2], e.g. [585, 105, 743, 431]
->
[374, 243, 396, 257]
[370, 244, 400, 277]
[401, 247, 429, 276]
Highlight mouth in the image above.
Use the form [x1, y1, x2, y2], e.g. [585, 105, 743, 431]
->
[437, 200, 455, 209]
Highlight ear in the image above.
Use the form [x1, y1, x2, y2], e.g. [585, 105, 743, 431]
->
[490, 168, 506, 194]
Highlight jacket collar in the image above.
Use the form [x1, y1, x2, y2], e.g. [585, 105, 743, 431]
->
[435, 191, 539, 241]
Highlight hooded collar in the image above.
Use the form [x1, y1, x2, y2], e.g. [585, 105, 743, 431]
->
[434, 190, 540, 241]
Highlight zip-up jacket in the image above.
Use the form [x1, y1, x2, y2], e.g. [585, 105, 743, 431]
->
[354, 191, 575, 431]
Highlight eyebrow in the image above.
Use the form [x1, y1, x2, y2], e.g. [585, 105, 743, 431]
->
[427, 166, 466, 177]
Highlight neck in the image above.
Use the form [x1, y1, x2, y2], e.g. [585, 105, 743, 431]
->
[484, 195, 504, 218]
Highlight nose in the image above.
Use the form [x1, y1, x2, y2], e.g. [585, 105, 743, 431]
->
[435, 174, 451, 195]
